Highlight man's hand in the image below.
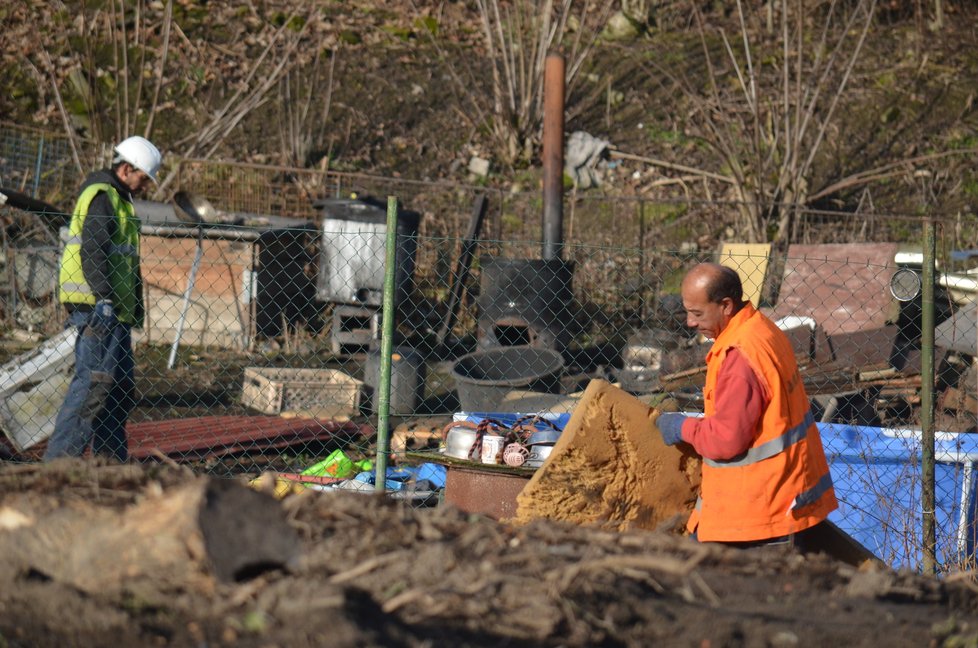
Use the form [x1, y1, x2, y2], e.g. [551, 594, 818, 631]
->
[95, 299, 115, 318]
[656, 412, 686, 446]
[90, 299, 117, 332]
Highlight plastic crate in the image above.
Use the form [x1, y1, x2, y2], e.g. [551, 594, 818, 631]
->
[241, 367, 363, 415]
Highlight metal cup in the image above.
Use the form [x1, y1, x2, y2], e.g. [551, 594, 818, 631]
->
[481, 434, 505, 464]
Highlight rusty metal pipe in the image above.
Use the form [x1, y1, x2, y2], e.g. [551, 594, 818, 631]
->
[542, 53, 565, 261]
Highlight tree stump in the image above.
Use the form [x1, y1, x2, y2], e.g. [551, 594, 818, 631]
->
[0, 475, 300, 603]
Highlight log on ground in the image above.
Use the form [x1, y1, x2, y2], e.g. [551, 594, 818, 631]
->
[0, 471, 300, 603]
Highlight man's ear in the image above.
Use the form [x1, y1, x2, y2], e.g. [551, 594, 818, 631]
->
[720, 297, 735, 315]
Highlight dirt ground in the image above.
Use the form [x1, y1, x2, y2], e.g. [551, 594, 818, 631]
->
[0, 460, 976, 648]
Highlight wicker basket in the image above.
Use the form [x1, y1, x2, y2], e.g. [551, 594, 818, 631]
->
[241, 367, 363, 415]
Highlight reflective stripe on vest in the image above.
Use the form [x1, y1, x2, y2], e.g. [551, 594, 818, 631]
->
[792, 471, 835, 510]
[60, 281, 92, 295]
[703, 409, 816, 468]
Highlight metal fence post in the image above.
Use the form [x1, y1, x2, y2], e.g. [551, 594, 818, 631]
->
[32, 136, 44, 198]
[374, 196, 398, 493]
[921, 218, 936, 573]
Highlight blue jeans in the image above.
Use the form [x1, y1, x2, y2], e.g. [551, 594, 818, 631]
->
[44, 309, 135, 462]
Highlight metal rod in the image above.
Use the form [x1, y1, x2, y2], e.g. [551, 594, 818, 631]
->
[542, 53, 565, 261]
[921, 218, 936, 573]
[436, 194, 488, 347]
[139, 223, 261, 242]
[167, 227, 205, 369]
[32, 136, 44, 199]
[374, 196, 399, 493]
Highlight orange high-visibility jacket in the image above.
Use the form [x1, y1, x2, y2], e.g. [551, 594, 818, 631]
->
[687, 303, 838, 542]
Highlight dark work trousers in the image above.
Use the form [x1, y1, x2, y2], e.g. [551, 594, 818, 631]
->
[44, 309, 135, 462]
[691, 521, 828, 554]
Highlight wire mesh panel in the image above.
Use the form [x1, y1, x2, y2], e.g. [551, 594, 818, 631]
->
[0, 123, 88, 208]
[4, 123, 978, 571]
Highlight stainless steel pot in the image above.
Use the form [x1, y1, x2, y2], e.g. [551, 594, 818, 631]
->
[526, 429, 561, 445]
[525, 444, 554, 468]
[444, 426, 480, 461]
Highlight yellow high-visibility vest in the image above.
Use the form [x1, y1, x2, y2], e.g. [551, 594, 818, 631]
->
[58, 182, 141, 325]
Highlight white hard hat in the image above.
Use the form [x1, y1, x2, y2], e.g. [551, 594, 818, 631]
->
[114, 136, 162, 182]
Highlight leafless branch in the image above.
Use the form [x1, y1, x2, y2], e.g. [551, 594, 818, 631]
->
[36, 51, 84, 176]
[145, 0, 174, 137]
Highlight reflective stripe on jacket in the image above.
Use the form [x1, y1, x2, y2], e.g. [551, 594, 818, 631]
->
[58, 182, 141, 325]
[687, 303, 838, 541]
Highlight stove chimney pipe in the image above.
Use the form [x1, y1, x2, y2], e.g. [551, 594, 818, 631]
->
[542, 53, 565, 261]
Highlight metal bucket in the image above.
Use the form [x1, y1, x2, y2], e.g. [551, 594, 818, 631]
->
[364, 347, 426, 416]
[451, 345, 565, 412]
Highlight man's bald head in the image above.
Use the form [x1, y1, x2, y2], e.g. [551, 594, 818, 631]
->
[682, 263, 746, 307]
[680, 263, 747, 339]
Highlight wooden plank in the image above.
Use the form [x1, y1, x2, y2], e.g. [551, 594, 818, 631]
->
[659, 365, 707, 391]
[718, 242, 771, 307]
[803, 520, 882, 567]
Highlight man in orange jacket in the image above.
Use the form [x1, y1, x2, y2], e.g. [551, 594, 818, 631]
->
[657, 262, 838, 549]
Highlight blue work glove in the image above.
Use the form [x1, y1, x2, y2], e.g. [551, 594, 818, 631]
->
[656, 412, 686, 446]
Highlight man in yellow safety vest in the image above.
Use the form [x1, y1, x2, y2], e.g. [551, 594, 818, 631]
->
[44, 136, 161, 462]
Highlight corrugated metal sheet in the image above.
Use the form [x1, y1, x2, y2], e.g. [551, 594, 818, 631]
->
[768, 243, 900, 336]
[128, 415, 369, 460]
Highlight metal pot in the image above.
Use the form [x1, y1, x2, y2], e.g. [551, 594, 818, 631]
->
[525, 444, 554, 468]
[444, 426, 480, 461]
[526, 429, 561, 445]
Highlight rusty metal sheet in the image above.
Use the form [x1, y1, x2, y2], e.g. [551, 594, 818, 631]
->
[127, 415, 368, 461]
[825, 325, 899, 369]
[719, 242, 771, 307]
[769, 243, 900, 336]
[444, 466, 532, 520]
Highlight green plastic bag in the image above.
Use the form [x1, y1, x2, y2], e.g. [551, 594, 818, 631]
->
[301, 449, 372, 479]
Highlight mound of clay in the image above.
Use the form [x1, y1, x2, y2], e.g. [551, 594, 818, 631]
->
[514, 379, 700, 531]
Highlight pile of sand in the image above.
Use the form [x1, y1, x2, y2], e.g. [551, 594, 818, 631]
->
[514, 380, 701, 531]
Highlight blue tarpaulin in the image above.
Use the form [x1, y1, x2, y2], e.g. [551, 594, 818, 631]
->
[353, 464, 447, 491]
[459, 411, 572, 431]
[456, 411, 978, 571]
[819, 423, 978, 570]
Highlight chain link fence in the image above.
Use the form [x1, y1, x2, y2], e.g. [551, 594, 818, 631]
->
[1, 123, 976, 573]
